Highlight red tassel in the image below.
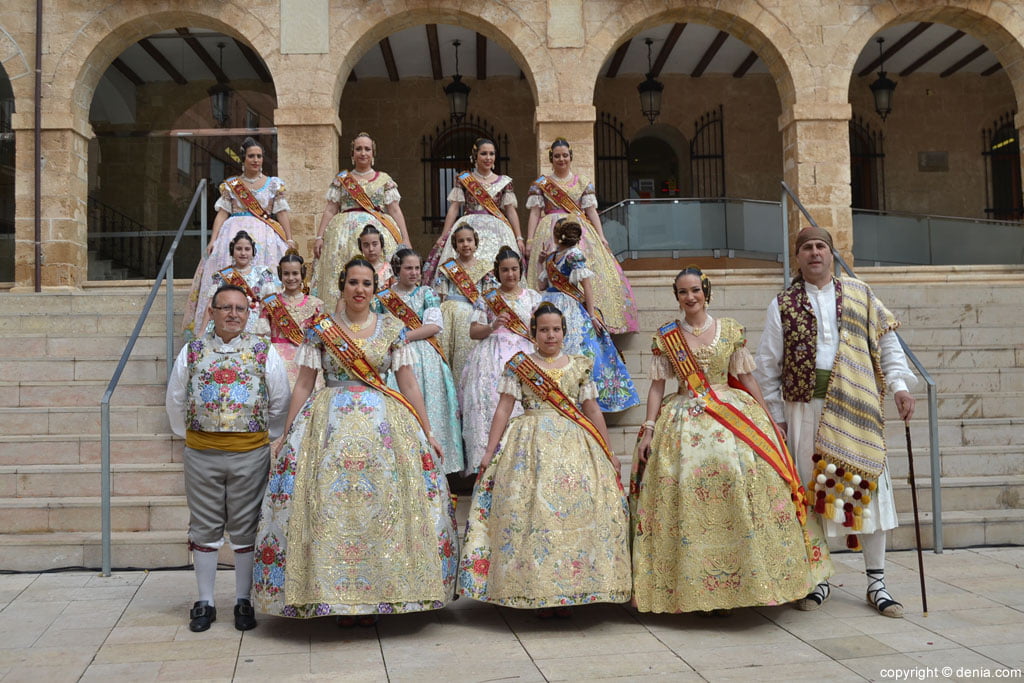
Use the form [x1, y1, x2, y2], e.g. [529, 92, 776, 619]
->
[846, 534, 861, 550]
[843, 510, 854, 527]
[814, 499, 826, 514]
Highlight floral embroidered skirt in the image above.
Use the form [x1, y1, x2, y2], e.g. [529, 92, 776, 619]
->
[459, 408, 631, 608]
[631, 386, 833, 613]
[252, 383, 458, 617]
[310, 209, 400, 314]
[437, 299, 479, 402]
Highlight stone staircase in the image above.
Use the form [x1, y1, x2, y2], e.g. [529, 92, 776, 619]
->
[0, 267, 1021, 570]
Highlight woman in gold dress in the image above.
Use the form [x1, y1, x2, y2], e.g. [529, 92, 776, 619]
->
[311, 132, 410, 312]
[631, 267, 832, 613]
[524, 139, 637, 333]
[459, 303, 631, 617]
[252, 258, 457, 624]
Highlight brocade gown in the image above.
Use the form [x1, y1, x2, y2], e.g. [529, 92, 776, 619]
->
[631, 318, 833, 613]
[459, 355, 631, 608]
[252, 314, 458, 617]
[431, 259, 497, 397]
[525, 174, 638, 333]
[184, 177, 291, 338]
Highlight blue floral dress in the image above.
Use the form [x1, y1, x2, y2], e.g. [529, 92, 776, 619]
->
[252, 314, 458, 617]
[372, 285, 465, 475]
[539, 248, 639, 413]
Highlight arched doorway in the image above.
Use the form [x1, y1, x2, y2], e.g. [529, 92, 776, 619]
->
[87, 28, 276, 279]
[0, 65, 12, 281]
[337, 22, 536, 256]
[628, 135, 679, 199]
[985, 113, 1023, 220]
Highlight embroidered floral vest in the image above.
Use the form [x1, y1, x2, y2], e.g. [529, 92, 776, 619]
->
[777, 278, 843, 403]
[185, 333, 271, 433]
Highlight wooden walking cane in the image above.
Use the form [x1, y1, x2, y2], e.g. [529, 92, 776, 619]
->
[905, 421, 929, 615]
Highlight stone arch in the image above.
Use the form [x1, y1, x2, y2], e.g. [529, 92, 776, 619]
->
[326, 4, 553, 111]
[580, 1, 804, 111]
[839, 3, 1024, 106]
[50, 4, 279, 134]
[0, 23, 30, 109]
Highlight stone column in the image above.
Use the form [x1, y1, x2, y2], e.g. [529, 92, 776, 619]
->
[779, 102, 853, 265]
[272, 107, 340, 256]
[12, 111, 90, 289]
[534, 103, 596, 180]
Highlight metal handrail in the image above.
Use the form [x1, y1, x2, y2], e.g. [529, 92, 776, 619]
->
[781, 181, 943, 553]
[98, 179, 208, 576]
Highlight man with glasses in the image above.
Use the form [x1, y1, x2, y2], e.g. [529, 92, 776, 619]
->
[166, 284, 289, 632]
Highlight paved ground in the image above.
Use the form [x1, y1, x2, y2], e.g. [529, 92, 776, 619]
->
[0, 547, 1021, 682]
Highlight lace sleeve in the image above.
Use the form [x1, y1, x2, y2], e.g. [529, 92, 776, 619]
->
[525, 193, 545, 210]
[447, 186, 465, 203]
[497, 370, 522, 399]
[382, 176, 402, 205]
[214, 182, 233, 214]
[579, 193, 598, 210]
[648, 346, 673, 381]
[578, 380, 599, 403]
[566, 248, 594, 284]
[422, 305, 443, 329]
[270, 178, 290, 213]
[325, 182, 343, 204]
[295, 340, 322, 370]
[729, 346, 758, 376]
[391, 343, 415, 371]
[470, 299, 489, 325]
[500, 188, 518, 208]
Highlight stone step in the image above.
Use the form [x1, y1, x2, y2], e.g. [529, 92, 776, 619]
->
[0, 530, 190, 571]
[889, 509, 1024, 549]
[0, 463, 184, 498]
[1, 495, 187, 534]
[891, 475, 1024, 513]
[0, 381, 166, 409]
[0, 313, 183, 337]
[884, 445, 1024, 479]
[0, 433, 180, 466]
[0, 405, 170, 436]
[0, 335, 171, 360]
[0, 356, 167, 383]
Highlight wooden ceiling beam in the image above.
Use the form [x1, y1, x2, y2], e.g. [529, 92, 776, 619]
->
[232, 38, 272, 83]
[111, 57, 144, 86]
[379, 37, 399, 82]
[175, 27, 228, 83]
[605, 39, 631, 78]
[651, 23, 686, 77]
[138, 38, 187, 85]
[426, 24, 443, 80]
[858, 22, 933, 77]
[477, 32, 487, 80]
[899, 29, 965, 77]
[691, 30, 729, 78]
[732, 50, 758, 78]
[981, 62, 1003, 76]
[940, 45, 988, 77]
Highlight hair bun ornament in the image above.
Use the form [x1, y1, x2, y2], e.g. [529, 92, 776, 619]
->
[284, 247, 300, 257]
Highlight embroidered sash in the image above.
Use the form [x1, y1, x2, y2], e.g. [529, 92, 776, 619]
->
[439, 258, 482, 304]
[506, 352, 619, 484]
[457, 172, 512, 228]
[225, 177, 287, 242]
[536, 175, 595, 234]
[656, 321, 807, 524]
[482, 289, 533, 343]
[309, 313, 430, 435]
[375, 288, 448, 363]
[217, 267, 259, 307]
[544, 255, 585, 305]
[334, 171, 402, 243]
[261, 293, 304, 345]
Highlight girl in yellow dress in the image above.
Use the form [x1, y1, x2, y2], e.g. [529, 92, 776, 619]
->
[459, 302, 631, 617]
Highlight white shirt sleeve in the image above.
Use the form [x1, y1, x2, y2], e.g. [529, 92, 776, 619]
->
[264, 345, 291, 440]
[164, 345, 191, 438]
[422, 305, 443, 330]
[753, 298, 786, 423]
[879, 330, 917, 395]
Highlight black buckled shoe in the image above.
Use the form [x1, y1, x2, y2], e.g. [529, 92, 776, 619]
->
[188, 601, 216, 632]
[234, 599, 257, 631]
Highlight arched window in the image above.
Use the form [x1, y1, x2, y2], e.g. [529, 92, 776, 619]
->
[420, 115, 508, 233]
[690, 105, 725, 198]
[984, 113, 1023, 221]
[594, 112, 628, 208]
[850, 115, 885, 211]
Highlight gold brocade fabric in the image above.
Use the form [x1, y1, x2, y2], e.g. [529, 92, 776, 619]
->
[632, 319, 832, 613]
[459, 355, 632, 607]
[252, 315, 458, 617]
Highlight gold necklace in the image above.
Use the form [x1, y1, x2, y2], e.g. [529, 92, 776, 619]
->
[339, 309, 372, 332]
[535, 351, 564, 365]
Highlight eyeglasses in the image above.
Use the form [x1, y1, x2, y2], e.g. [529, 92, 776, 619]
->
[211, 305, 249, 314]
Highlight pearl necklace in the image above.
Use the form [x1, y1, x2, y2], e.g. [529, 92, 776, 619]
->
[682, 315, 715, 336]
[241, 173, 263, 184]
[473, 170, 495, 181]
[351, 168, 374, 177]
